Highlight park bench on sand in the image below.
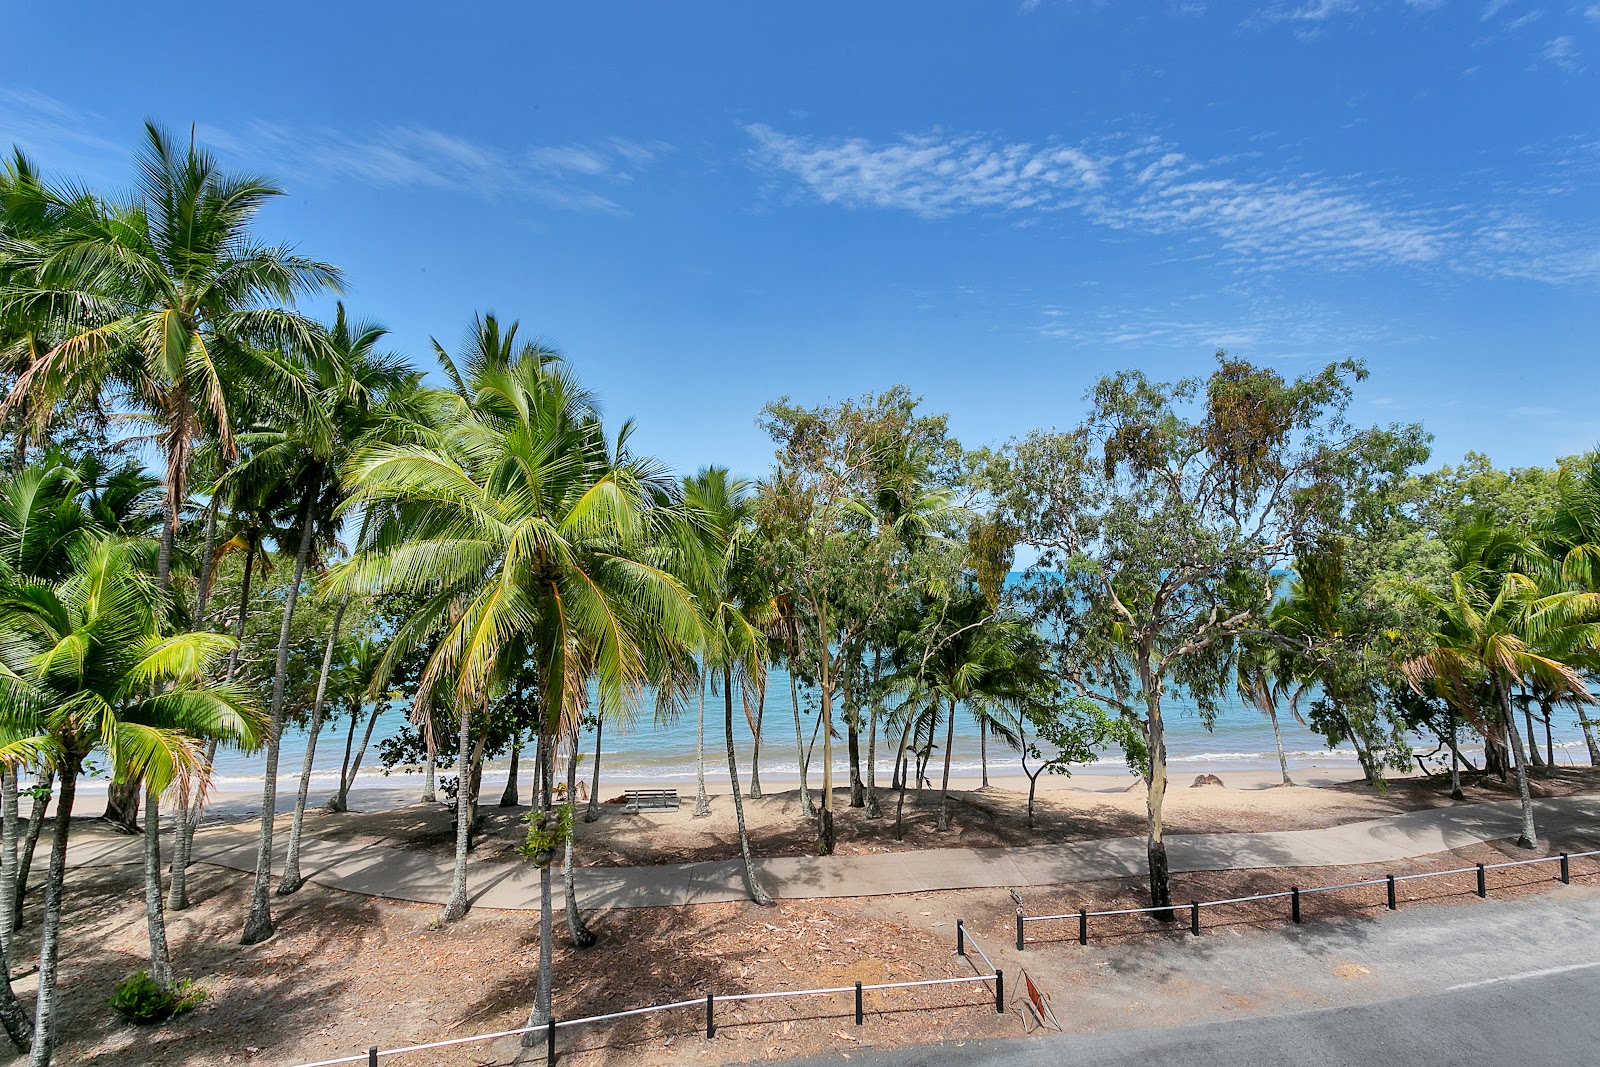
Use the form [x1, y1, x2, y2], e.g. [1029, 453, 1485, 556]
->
[623, 788, 680, 814]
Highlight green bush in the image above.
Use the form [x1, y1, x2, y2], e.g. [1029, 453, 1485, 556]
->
[109, 970, 206, 1024]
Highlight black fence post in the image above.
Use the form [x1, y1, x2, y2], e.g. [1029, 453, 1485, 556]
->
[1291, 887, 1301, 925]
[1477, 863, 1487, 898]
[1015, 909, 1025, 951]
[956, 918, 966, 957]
[705, 993, 715, 1039]
[1078, 908, 1088, 946]
[1387, 874, 1397, 911]
[368, 1047, 378, 1067]
[855, 981, 864, 1025]
[546, 1018, 555, 1063]
[1561, 853, 1571, 885]
[1190, 901, 1200, 936]
[994, 969, 1005, 1013]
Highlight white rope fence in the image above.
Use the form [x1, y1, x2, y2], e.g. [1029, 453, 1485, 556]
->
[285, 929, 1005, 1067]
[1014, 846, 1600, 948]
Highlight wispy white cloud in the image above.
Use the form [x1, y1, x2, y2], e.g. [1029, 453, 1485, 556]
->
[747, 123, 1600, 283]
[1540, 34, 1581, 70]
[213, 122, 660, 212]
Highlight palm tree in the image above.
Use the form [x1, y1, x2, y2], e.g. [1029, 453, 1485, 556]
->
[1541, 451, 1600, 764]
[683, 467, 774, 905]
[1234, 631, 1309, 787]
[1401, 520, 1600, 849]
[331, 317, 699, 1033]
[0, 535, 263, 1067]
[1, 122, 339, 591]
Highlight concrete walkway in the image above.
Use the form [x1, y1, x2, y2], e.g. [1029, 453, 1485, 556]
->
[59, 795, 1600, 912]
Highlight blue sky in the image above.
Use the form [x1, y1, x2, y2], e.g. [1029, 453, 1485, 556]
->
[2, 1, 1596, 480]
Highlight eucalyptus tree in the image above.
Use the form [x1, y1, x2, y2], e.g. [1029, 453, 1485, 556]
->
[989, 354, 1415, 912]
[331, 317, 699, 1033]
[1401, 519, 1600, 848]
[0, 535, 263, 1067]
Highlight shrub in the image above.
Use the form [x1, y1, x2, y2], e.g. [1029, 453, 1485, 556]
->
[109, 970, 206, 1024]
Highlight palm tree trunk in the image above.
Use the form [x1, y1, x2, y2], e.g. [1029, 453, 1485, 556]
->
[585, 717, 604, 823]
[563, 737, 596, 946]
[1448, 708, 1463, 800]
[748, 684, 765, 800]
[0, 767, 15, 957]
[13, 770, 52, 933]
[241, 492, 317, 946]
[422, 722, 437, 803]
[142, 783, 174, 988]
[979, 719, 989, 789]
[331, 707, 359, 813]
[1580, 712, 1600, 768]
[1502, 688, 1539, 849]
[101, 779, 140, 835]
[790, 665, 814, 818]
[442, 701, 475, 923]
[1540, 698, 1555, 778]
[500, 729, 522, 807]
[1524, 701, 1545, 768]
[694, 670, 711, 817]
[1268, 707, 1293, 787]
[892, 708, 918, 841]
[523, 702, 559, 1040]
[864, 652, 882, 819]
[279, 594, 351, 895]
[333, 701, 382, 812]
[937, 699, 957, 832]
[726, 666, 772, 905]
[26, 757, 78, 1067]
[0, 927, 29, 1054]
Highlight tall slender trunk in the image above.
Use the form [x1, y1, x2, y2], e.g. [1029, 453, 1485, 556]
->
[333, 701, 382, 812]
[1541, 698, 1555, 778]
[937, 699, 957, 831]
[522, 690, 559, 1040]
[142, 783, 174, 988]
[422, 722, 437, 803]
[1502, 687, 1539, 850]
[1268, 707, 1292, 786]
[1448, 708, 1463, 800]
[585, 717, 604, 823]
[241, 492, 317, 945]
[748, 683, 765, 800]
[0, 768, 15, 956]
[1523, 701, 1545, 768]
[26, 757, 78, 1067]
[694, 669, 711, 817]
[331, 706, 359, 813]
[979, 719, 989, 789]
[790, 665, 814, 818]
[726, 666, 772, 904]
[279, 594, 351, 895]
[500, 729, 522, 807]
[442, 701, 475, 922]
[846, 665, 864, 808]
[816, 602, 835, 855]
[167, 494, 224, 911]
[892, 708, 918, 841]
[1141, 661, 1174, 915]
[0, 924, 28, 1054]
[563, 734, 596, 946]
[1580, 712, 1600, 768]
[864, 651, 882, 819]
[13, 771, 51, 933]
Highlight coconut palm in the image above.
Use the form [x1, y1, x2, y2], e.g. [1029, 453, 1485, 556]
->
[683, 467, 774, 905]
[1401, 520, 1600, 849]
[330, 317, 700, 1033]
[1540, 451, 1600, 764]
[1, 122, 338, 591]
[222, 302, 415, 937]
[0, 535, 263, 1067]
[1234, 631, 1309, 787]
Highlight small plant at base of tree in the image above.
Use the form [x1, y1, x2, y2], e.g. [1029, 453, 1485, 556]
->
[109, 971, 206, 1024]
[521, 804, 573, 867]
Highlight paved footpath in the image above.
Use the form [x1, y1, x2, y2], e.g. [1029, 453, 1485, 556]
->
[57, 794, 1600, 912]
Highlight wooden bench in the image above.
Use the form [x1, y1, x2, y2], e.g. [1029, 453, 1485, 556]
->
[624, 789, 680, 814]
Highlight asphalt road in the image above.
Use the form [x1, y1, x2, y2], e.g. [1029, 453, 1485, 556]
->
[782, 962, 1600, 1066]
[778, 883, 1600, 1067]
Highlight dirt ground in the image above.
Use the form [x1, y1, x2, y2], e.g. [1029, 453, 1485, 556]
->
[13, 766, 1600, 1066]
[301, 765, 1600, 869]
